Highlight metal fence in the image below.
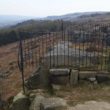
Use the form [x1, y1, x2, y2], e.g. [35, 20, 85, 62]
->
[1, 22, 110, 109]
[17, 22, 110, 93]
[18, 23, 110, 74]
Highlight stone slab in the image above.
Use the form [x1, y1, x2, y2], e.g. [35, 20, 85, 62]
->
[49, 69, 70, 76]
[49, 68, 70, 85]
[70, 70, 79, 86]
[30, 95, 45, 110]
[79, 71, 97, 79]
[40, 97, 67, 110]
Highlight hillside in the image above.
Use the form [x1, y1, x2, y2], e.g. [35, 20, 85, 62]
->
[1, 12, 110, 28]
[5, 12, 110, 28]
[0, 12, 110, 46]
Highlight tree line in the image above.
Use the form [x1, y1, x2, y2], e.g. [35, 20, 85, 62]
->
[0, 20, 71, 46]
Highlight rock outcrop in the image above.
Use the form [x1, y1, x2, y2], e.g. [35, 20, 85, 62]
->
[30, 95, 45, 110]
[10, 92, 31, 110]
[10, 92, 68, 110]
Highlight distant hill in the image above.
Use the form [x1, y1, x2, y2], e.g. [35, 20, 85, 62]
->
[0, 15, 37, 28]
[44, 12, 110, 23]
[0, 12, 110, 29]
[12, 12, 110, 30]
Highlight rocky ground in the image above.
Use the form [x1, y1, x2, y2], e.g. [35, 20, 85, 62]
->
[6, 66, 110, 110]
[8, 86, 110, 110]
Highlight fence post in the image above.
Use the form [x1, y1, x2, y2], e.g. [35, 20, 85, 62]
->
[16, 31, 25, 94]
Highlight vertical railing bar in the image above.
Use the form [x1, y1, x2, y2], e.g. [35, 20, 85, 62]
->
[98, 24, 100, 71]
[43, 33, 46, 64]
[53, 32, 54, 67]
[68, 30, 69, 66]
[95, 24, 97, 71]
[38, 36, 41, 66]
[26, 34, 29, 68]
[30, 34, 34, 67]
[75, 28, 77, 68]
[45, 32, 47, 66]
[79, 25, 81, 70]
[89, 24, 92, 68]
[100, 24, 103, 70]
[70, 26, 73, 67]
[17, 31, 25, 94]
[99, 24, 101, 70]
[61, 20, 64, 66]
[23, 34, 27, 68]
[43, 33, 45, 64]
[82, 25, 85, 67]
[35, 34, 38, 67]
[93, 24, 96, 71]
[28, 37, 31, 67]
[33, 33, 36, 66]
[52, 32, 54, 67]
[86, 30, 88, 68]
[105, 24, 109, 71]
[32, 34, 35, 67]
[63, 27, 66, 66]
[56, 32, 58, 67]
[26, 34, 30, 67]
[49, 32, 51, 68]
[41, 32, 43, 65]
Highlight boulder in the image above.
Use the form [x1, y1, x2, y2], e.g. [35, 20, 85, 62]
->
[25, 67, 42, 90]
[70, 70, 79, 86]
[40, 97, 67, 110]
[96, 73, 110, 83]
[30, 95, 45, 110]
[49, 69, 70, 85]
[52, 84, 61, 90]
[0, 99, 7, 110]
[25, 73, 41, 90]
[10, 92, 30, 110]
[49, 69, 70, 76]
[25, 65, 49, 90]
[13, 92, 27, 102]
[87, 77, 98, 84]
[79, 71, 97, 80]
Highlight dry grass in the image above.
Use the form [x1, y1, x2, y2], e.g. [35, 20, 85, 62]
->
[0, 42, 39, 100]
[0, 34, 60, 101]
[0, 43, 23, 100]
[0, 34, 109, 102]
[54, 82, 110, 106]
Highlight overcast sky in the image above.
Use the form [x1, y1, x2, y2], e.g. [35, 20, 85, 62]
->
[0, 0, 110, 17]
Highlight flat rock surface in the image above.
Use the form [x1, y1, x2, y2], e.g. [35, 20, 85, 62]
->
[50, 68, 70, 76]
[68, 101, 110, 110]
[40, 97, 67, 110]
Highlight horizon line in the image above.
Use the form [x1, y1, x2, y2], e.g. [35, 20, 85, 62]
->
[0, 11, 110, 18]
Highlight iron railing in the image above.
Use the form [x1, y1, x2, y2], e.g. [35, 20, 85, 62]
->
[18, 23, 110, 73]
[17, 22, 110, 93]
